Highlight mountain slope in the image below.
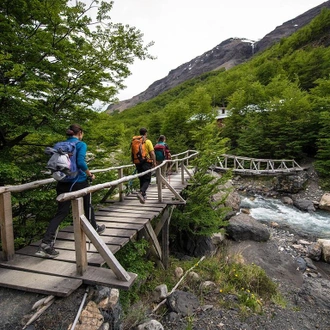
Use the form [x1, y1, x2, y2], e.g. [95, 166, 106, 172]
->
[107, 1, 330, 113]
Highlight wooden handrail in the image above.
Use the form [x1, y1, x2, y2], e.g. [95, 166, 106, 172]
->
[0, 149, 199, 278]
[57, 150, 198, 202]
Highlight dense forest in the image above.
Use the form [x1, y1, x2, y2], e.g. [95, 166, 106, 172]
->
[1, 1, 330, 248]
[109, 8, 330, 181]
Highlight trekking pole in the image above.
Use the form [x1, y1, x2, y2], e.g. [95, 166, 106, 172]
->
[51, 226, 60, 249]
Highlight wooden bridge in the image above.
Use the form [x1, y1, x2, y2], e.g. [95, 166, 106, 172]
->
[0, 151, 198, 297]
[213, 154, 304, 176]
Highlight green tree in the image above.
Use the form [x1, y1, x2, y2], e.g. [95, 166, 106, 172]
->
[0, 0, 153, 182]
[312, 77, 330, 186]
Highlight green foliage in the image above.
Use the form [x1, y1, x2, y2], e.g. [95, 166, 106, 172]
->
[170, 122, 230, 237]
[315, 110, 330, 188]
[0, 0, 153, 180]
[11, 185, 58, 248]
[123, 253, 283, 327]
[115, 240, 155, 310]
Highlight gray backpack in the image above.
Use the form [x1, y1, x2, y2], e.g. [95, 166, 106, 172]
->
[45, 140, 80, 181]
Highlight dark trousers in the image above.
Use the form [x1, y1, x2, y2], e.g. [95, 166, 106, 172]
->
[135, 162, 152, 196]
[42, 180, 96, 245]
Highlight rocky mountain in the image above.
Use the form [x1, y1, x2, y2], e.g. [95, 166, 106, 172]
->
[107, 1, 330, 114]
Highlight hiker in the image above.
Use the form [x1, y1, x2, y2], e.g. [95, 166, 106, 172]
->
[132, 127, 156, 204]
[154, 135, 171, 185]
[36, 124, 105, 258]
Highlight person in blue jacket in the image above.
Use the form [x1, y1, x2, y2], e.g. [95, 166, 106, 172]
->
[36, 123, 105, 258]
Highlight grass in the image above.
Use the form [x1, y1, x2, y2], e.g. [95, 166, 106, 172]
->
[117, 242, 286, 329]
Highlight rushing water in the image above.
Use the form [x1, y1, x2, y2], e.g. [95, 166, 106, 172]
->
[240, 195, 330, 239]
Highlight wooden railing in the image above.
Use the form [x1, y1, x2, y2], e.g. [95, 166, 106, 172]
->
[214, 154, 303, 175]
[0, 150, 198, 283]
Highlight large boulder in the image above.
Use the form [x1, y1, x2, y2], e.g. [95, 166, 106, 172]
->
[317, 239, 330, 263]
[319, 193, 330, 212]
[227, 213, 270, 242]
[274, 172, 308, 194]
[293, 198, 316, 212]
[212, 180, 241, 211]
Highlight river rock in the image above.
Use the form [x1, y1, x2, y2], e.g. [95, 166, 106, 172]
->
[306, 241, 322, 261]
[319, 193, 330, 212]
[298, 277, 330, 309]
[137, 320, 164, 330]
[226, 213, 270, 242]
[274, 173, 308, 193]
[166, 290, 200, 316]
[293, 199, 316, 212]
[213, 180, 241, 211]
[281, 196, 293, 205]
[317, 239, 330, 263]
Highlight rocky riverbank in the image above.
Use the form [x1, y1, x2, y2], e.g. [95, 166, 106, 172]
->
[158, 223, 330, 330]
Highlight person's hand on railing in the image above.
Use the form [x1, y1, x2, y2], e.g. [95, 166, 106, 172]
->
[88, 174, 95, 182]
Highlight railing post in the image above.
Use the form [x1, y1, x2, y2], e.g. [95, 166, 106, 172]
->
[72, 197, 88, 275]
[181, 160, 185, 184]
[156, 167, 163, 203]
[118, 168, 124, 202]
[0, 192, 15, 261]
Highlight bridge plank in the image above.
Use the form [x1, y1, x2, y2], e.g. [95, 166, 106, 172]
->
[95, 216, 149, 224]
[0, 268, 82, 296]
[97, 207, 160, 216]
[0, 254, 137, 290]
[115, 200, 167, 207]
[54, 232, 128, 245]
[16, 245, 106, 266]
[99, 202, 166, 210]
[60, 226, 138, 238]
[27, 238, 121, 253]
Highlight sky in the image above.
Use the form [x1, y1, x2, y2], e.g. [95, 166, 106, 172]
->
[109, 0, 327, 102]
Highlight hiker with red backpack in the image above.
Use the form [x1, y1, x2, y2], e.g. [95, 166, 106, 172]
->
[36, 124, 105, 258]
[131, 127, 157, 204]
[154, 135, 171, 186]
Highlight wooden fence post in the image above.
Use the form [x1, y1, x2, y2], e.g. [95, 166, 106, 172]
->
[0, 192, 15, 261]
[118, 168, 124, 202]
[72, 197, 87, 275]
[156, 167, 163, 203]
[181, 160, 185, 184]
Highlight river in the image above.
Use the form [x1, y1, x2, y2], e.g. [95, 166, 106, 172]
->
[240, 195, 330, 239]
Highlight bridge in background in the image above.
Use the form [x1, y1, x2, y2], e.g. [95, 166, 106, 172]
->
[0, 151, 198, 297]
[213, 154, 304, 176]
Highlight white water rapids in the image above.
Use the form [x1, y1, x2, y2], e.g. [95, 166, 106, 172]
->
[240, 195, 330, 239]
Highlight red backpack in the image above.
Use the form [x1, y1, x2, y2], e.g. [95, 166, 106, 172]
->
[154, 142, 171, 161]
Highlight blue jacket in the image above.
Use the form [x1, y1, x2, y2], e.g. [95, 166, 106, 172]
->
[65, 137, 89, 183]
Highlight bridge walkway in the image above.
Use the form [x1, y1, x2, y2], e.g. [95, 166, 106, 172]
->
[0, 152, 196, 297]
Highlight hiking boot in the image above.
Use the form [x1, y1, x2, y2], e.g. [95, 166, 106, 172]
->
[35, 243, 59, 258]
[96, 224, 105, 235]
[137, 192, 146, 204]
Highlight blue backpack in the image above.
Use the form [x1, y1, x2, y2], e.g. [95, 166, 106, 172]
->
[45, 140, 80, 181]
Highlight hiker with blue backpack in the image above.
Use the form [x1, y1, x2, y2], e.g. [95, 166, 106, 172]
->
[36, 124, 105, 258]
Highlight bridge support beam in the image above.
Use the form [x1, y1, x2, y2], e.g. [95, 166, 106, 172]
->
[0, 192, 15, 261]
